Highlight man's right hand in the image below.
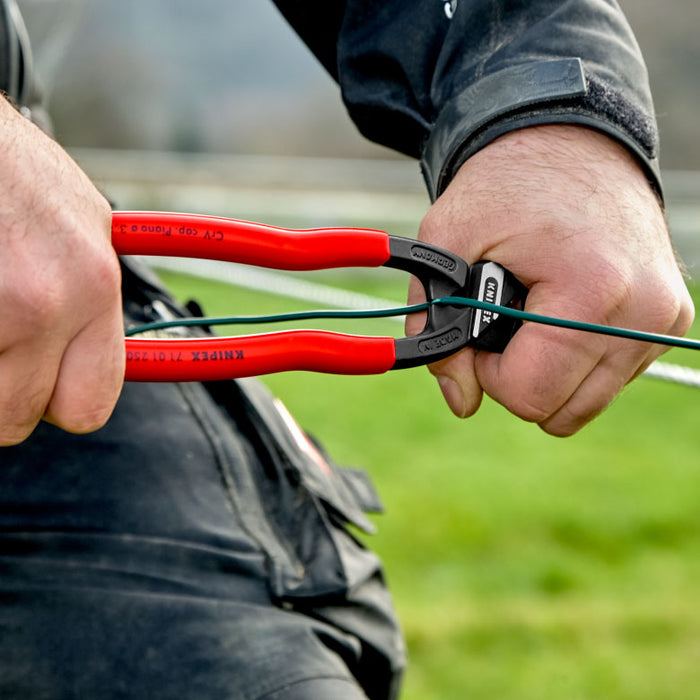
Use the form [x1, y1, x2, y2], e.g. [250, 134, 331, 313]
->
[0, 97, 124, 446]
[407, 125, 694, 436]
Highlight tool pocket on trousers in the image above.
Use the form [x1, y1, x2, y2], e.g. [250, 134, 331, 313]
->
[121, 253, 405, 699]
[204, 377, 406, 700]
[204, 377, 385, 600]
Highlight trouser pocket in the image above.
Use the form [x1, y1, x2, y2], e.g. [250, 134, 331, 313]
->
[205, 377, 406, 700]
[120, 254, 406, 699]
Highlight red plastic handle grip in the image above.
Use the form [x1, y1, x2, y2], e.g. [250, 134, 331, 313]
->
[125, 330, 397, 382]
[112, 211, 392, 270]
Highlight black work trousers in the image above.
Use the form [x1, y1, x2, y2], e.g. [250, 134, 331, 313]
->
[0, 259, 405, 700]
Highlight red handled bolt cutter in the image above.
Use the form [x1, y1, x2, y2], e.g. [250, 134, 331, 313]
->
[112, 211, 527, 382]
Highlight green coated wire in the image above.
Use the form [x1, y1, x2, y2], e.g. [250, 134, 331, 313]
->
[125, 296, 700, 352]
[124, 303, 431, 336]
[441, 297, 700, 351]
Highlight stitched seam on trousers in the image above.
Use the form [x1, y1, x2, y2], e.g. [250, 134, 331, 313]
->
[253, 675, 366, 700]
[175, 382, 296, 594]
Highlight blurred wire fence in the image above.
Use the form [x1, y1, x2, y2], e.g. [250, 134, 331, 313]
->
[74, 148, 700, 277]
[71, 148, 430, 237]
[663, 170, 700, 277]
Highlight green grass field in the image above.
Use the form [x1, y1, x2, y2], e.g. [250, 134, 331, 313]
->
[157, 267, 700, 699]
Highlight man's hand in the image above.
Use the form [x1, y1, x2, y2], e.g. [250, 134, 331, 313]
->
[0, 98, 124, 445]
[408, 124, 694, 436]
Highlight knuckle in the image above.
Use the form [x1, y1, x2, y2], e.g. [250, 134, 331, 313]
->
[81, 248, 122, 309]
[0, 393, 46, 447]
[12, 250, 120, 334]
[60, 405, 114, 435]
[585, 262, 635, 318]
[518, 404, 552, 425]
[49, 375, 123, 436]
[497, 366, 570, 425]
[669, 282, 695, 331]
[92, 245, 121, 288]
[0, 423, 36, 446]
[418, 208, 441, 240]
[11, 277, 68, 330]
[542, 399, 600, 436]
[505, 391, 554, 425]
[418, 202, 456, 249]
[539, 403, 602, 438]
[539, 420, 581, 439]
[678, 296, 695, 333]
[642, 279, 693, 334]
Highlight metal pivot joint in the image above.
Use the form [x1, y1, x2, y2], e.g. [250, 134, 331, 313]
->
[387, 237, 527, 369]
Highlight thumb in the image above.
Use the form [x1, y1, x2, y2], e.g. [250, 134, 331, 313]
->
[405, 274, 483, 418]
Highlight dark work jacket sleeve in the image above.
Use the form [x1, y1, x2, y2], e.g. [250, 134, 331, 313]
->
[271, 1, 661, 201]
[0, 0, 47, 128]
[0, 0, 29, 104]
